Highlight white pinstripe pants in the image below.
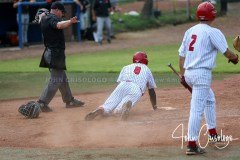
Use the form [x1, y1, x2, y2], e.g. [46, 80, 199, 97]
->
[102, 81, 142, 114]
[185, 69, 216, 141]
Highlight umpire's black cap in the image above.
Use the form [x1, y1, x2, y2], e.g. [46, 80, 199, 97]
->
[51, 1, 66, 13]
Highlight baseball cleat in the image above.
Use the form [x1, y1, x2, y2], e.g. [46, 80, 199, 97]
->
[186, 145, 206, 155]
[85, 108, 104, 121]
[66, 98, 85, 108]
[121, 101, 132, 121]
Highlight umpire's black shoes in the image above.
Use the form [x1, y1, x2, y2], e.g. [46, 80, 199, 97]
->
[186, 145, 206, 155]
[38, 102, 53, 112]
[66, 98, 85, 108]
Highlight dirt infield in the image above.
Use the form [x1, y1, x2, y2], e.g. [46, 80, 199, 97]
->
[0, 75, 239, 149]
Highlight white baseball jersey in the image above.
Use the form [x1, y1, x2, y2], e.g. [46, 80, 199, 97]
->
[102, 63, 157, 114]
[179, 23, 228, 70]
[117, 63, 157, 93]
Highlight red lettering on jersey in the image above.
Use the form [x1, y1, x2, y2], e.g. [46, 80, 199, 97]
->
[134, 66, 141, 75]
[189, 34, 197, 51]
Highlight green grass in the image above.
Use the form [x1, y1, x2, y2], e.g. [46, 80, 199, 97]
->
[0, 45, 176, 73]
[0, 72, 118, 100]
[111, 3, 222, 33]
[111, 9, 195, 33]
[0, 72, 181, 100]
[111, 0, 224, 33]
[0, 38, 239, 73]
[0, 72, 230, 100]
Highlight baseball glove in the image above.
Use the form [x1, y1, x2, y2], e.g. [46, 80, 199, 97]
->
[32, 8, 49, 24]
[18, 101, 41, 119]
[233, 35, 240, 52]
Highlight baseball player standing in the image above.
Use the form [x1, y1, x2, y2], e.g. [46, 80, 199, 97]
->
[178, 2, 239, 155]
[85, 51, 157, 121]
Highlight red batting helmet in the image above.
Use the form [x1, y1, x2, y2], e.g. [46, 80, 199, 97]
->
[196, 2, 216, 21]
[133, 51, 148, 65]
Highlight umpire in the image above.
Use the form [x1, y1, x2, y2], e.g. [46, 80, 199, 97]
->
[38, 2, 84, 112]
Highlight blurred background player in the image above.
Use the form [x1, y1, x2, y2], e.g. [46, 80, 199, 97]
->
[178, 1, 238, 155]
[92, 0, 112, 45]
[85, 51, 157, 121]
[13, 0, 35, 47]
[74, 0, 91, 40]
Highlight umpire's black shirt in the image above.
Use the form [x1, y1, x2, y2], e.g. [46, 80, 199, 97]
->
[39, 13, 66, 70]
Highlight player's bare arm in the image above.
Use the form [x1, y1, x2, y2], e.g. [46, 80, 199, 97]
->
[179, 56, 185, 76]
[223, 48, 239, 64]
[57, 16, 78, 29]
[148, 88, 157, 110]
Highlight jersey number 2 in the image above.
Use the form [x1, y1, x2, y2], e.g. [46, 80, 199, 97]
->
[134, 66, 141, 75]
[189, 34, 197, 51]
